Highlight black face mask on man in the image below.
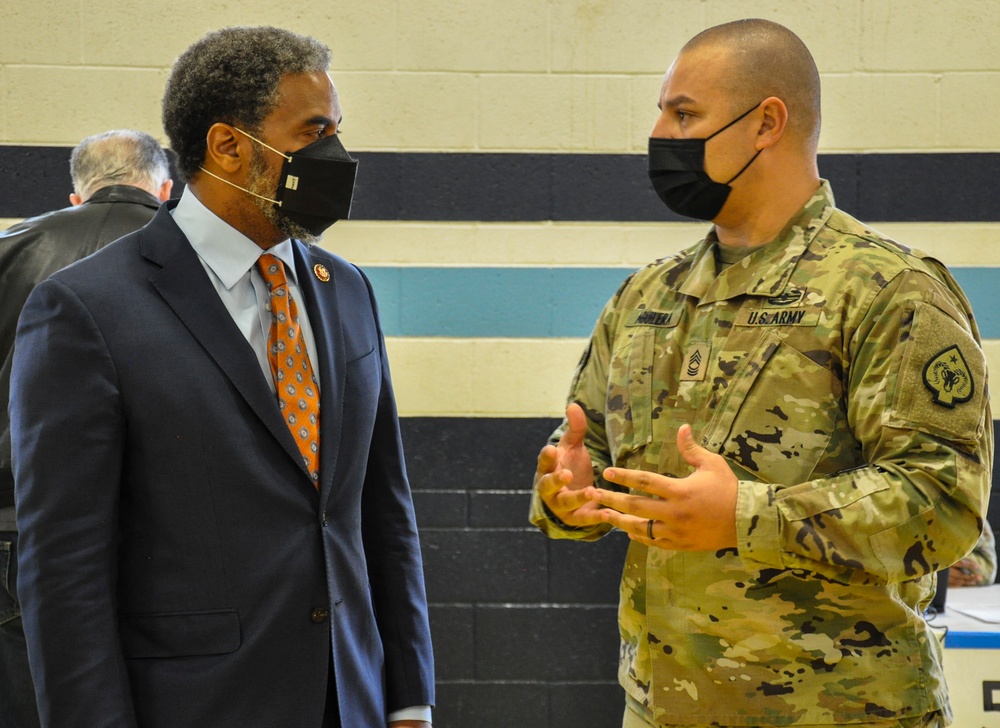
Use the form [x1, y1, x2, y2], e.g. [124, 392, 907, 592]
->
[647, 102, 763, 221]
[200, 128, 358, 238]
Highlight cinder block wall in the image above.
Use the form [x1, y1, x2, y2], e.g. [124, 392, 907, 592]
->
[2, 3, 999, 726]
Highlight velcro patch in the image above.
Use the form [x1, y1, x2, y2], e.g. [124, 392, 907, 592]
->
[735, 307, 818, 327]
[888, 302, 986, 442]
[624, 309, 679, 328]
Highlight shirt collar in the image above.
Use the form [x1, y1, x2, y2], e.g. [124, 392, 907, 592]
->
[171, 186, 299, 290]
[676, 180, 836, 302]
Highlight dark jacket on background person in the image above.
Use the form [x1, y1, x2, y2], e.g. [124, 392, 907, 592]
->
[0, 184, 161, 505]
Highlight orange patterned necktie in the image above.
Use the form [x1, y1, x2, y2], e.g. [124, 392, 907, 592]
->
[257, 253, 321, 485]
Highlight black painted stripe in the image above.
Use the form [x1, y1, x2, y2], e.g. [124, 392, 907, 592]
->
[1, 146, 997, 222]
[398, 417, 1000, 545]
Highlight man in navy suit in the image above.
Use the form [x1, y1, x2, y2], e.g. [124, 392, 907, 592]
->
[10, 26, 434, 728]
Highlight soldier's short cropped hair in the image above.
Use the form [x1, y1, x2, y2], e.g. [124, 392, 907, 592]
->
[70, 130, 170, 201]
[684, 19, 822, 152]
[162, 26, 331, 181]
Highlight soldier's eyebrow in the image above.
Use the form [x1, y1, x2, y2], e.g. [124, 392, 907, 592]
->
[658, 94, 697, 111]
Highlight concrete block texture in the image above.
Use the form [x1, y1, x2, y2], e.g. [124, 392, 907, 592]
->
[420, 529, 549, 603]
[475, 604, 620, 681]
[428, 605, 475, 681]
[4, 66, 168, 145]
[941, 73, 1000, 149]
[550, 0, 706, 74]
[433, 682, 550, 728]
[820, 73, 941, 151]
[432, 681, 624, 728]
[396, 1, 550, 72]
[861, 0, 1000, 72]
[1, 0, 997, 152]
[333, 72, 480, 151]
[1, 0, 83, 65]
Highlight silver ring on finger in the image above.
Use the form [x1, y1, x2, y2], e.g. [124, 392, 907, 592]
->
[647, 518, 655, 540]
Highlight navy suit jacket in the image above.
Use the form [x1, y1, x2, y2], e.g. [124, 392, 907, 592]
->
[10, 203, 434, 728]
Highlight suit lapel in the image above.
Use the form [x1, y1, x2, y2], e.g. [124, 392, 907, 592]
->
[139, 206, 311, 481]
[294, 243, 345, 505]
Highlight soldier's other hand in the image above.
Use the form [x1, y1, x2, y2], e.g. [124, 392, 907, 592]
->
[593, 424, 738, 551]
[535, 402, 602, 527]
[947, 558, 986, 587]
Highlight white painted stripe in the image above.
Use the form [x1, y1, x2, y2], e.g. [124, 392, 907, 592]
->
[386, 337, 587, 417]
[387, 336, 1000, 418]
[325, 221, 1000, 268]
[5, 217, 999, 270]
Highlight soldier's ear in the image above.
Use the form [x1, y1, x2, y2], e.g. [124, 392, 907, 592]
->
[755, 97, 788, 150]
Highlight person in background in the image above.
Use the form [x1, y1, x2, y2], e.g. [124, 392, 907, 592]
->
[532, 18, 991, 728]
[0, 128, 171, 728]
[10, 26, 433, 728]
[949, 521, 997, 587]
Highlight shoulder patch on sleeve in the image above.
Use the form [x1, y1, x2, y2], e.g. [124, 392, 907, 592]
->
[923, 345, 974, 407]
[887, 302, 986, 442]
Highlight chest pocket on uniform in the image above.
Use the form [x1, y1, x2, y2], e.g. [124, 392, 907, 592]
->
[700, 329, 844, 486]
[607, 326, 654, 455]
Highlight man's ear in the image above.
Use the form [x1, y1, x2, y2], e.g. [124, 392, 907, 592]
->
[157, 179, 174, 202]
[69, 193, 84, 206]
[204, 123, 247, 174]
[755, 96, 788, 150]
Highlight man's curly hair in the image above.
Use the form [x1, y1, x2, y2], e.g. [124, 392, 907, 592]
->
[162, 26, 331, 182]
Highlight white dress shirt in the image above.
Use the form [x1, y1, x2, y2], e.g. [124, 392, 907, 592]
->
[171, 187, 320, 392]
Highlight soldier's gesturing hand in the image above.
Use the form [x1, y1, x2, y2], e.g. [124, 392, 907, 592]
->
[535, 402, 604, 528]
[593, 424, 739, 551]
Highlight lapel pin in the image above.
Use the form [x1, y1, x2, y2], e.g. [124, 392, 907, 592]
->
[313, 263, 331, 282]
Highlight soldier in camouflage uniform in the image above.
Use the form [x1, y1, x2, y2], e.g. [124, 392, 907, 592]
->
[530, 19, 991, 728]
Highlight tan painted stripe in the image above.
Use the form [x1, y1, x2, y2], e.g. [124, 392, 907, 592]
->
[387, 336, 1000, 418]
[385, 337, 586, 417]
[4, 217, 998, 270]
[325, 220, 1000, 269]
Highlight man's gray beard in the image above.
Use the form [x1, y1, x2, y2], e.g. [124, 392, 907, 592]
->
[246, 149, 320, 245]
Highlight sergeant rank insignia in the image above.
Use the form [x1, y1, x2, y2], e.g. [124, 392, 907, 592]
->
[680, 342, 710, 381]
[923, 345, 974, 408]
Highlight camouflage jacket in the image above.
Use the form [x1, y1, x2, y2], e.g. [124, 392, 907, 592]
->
[530, 183, 992, 725]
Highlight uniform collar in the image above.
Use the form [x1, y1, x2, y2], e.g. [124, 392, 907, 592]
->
[675, 180, 836, 303]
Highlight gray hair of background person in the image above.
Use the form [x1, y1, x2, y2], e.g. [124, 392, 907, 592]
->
[70, 129, 171, 202]
[161, 26, 331, 182]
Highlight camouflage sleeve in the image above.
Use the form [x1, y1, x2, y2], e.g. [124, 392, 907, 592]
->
[737, 269, 993, 585]
[529, 288, 623, 541]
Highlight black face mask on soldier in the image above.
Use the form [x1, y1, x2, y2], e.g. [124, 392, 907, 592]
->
[647, 102, 763, 221]
[200, 128, 358, 237]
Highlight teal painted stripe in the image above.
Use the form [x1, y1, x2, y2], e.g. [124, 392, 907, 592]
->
[952, 268, 998, 338]
[365, 267, 629, 338]
[363, 266, 1000, 339]
[942, 630, 1000, 649]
